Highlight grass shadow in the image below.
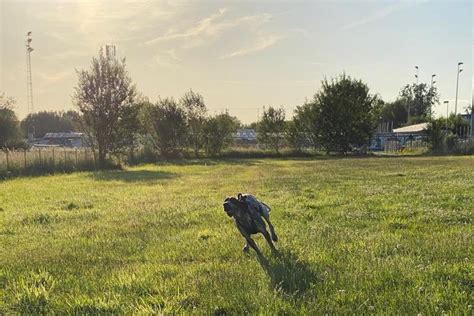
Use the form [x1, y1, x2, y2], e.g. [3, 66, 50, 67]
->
[153, 158, 262, 167]
[258, 248, 318, 297]
[89, 169, 178, 183]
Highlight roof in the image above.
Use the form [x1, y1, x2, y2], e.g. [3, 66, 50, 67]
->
[43, 132, 84, 138]
[393, 123, 428, 134]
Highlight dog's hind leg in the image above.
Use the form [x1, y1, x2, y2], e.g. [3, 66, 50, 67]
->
[261, 229, 278, 253]
[243, 242, 249, 252]
[261, 212, 278, 242]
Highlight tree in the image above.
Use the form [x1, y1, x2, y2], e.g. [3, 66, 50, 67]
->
[287, 102, 320, 150]
[73, 50, 137, 166]
[377, 99, 408, 129]
[180, 90, 207, 156]
[400, 83, 439, 122]
[145, 98, 187, 157]
[20, 111, 80, 138]
[426, 119, 445, 153]
[315, 74, 376, 153]
[0, 95, 22, 149]
[257, 106, 286, 153]
[203, 113, 240, 155]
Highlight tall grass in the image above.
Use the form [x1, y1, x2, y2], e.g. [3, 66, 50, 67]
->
[0, 156, 472, 313]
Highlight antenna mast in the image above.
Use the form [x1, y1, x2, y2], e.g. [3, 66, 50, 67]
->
[26, 31, 35, 139]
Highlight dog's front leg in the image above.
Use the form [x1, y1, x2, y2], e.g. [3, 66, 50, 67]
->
[237, 225, 262, 257]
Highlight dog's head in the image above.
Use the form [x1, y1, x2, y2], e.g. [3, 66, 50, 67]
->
[223, 196, 247, 218]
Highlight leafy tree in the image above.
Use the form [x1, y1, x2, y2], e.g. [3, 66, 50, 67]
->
[426, 119, 445, 153]
[20, 111, 80, 138]
[242, 122, 258, 130]
[287, 102, 320, 150]
[73, 50, 137, 166]
[376, 98, 408, 129]
[145, 98, 187, 157]
[257, 106, 286, 153]
[203, 113, 240, 155]
[0, 95, 22, 148]
[315, 74, 377, 153]
[180, 90, 207, 156]
[446, 113, 470, 136]
[400, 83, 439, 122]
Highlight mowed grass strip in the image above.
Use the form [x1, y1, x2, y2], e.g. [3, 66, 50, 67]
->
[0, 156, 472, 314]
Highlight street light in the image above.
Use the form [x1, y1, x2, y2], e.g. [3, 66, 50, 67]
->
[431, 74, 436, 86]
[454, 62, 463, 114]
[444, 100, 449, 133]
[415, 65, 419, 84]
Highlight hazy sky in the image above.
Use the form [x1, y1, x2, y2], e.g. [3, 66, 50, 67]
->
[1, 0, 472, 123]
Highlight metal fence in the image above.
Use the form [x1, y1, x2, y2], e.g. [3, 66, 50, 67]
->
[0, 147, 96, 175]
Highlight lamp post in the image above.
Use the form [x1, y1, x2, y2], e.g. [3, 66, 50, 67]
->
[454, 62, 463, 114]
[408, 66, 419, 122]
[444, 100, 449, 134]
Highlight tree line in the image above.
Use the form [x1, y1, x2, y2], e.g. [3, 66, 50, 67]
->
[1, 50, 472, 163]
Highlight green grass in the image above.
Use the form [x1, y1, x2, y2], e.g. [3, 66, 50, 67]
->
[0, 156, 472, 314]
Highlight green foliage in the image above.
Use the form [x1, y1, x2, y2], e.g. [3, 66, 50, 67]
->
[426, 119, 445, 153]
[0, 108, 22, 149]
[73, 50, 137, 166]
[315, 74, 377, 153]
[400, 83, 439, 121]
[180, 90, 207, 156]
[0, 157, 472, 313]
[203, 113, 240, 155]
[20, 111, 80, 139]
[145, 98, 187, 157]
[257, 106, 286, 153]
[377, 99, 408, 128]
[287, 102, 320, 150]
[0, 95, 23, 149]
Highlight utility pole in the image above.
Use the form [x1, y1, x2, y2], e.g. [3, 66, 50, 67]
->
[25, 31, 35, 141]
[454, 62, 463, 115]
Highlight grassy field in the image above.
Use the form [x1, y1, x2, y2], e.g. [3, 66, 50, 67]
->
[0, 156, 472, 314]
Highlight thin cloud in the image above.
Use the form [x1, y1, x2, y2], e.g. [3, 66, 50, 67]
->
[341, 1, 428, 30]
[145, 9, 272, 45]
[153, 49, 182, 68]
[219, 34, 283, 59]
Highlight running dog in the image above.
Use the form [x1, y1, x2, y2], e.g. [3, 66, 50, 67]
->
[223, 193, 278, 256]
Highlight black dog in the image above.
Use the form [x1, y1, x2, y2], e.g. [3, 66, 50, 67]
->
[223, 194, 278, 256]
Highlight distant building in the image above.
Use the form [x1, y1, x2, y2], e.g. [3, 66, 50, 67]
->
[234, 128, 257, 142]
[33, 132, 85, 148]
[370, 123, 428, 151]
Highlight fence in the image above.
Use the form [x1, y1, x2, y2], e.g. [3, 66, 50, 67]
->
[384, 136, 474, 154]
[0, 147, 97, 177]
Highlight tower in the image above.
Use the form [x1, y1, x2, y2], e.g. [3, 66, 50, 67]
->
[103, 45, 116, 59]
[26, 31, 35, 140]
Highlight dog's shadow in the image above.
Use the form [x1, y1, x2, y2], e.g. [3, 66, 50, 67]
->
[257, 248, 318, 297]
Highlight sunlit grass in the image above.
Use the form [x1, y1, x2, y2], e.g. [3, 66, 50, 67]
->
[0, 156, 472, 313]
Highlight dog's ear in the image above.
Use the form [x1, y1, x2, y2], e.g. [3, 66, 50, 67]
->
[237, 193, 243, 200]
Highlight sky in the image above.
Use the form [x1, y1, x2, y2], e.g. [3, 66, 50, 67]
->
[0, 0, 472, 123]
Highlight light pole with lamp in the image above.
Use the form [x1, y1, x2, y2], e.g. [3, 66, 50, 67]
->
[444, 100, 449, 134]
[454, 62, 463, 114]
